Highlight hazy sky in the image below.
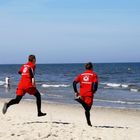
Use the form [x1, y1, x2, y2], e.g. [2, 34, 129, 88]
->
[0, 0, 140, 64]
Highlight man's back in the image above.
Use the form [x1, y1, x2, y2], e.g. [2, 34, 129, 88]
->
[75, 70, 98, 97]
[18, 62, 36, 88]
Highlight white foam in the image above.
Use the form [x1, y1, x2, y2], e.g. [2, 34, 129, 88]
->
[104, 82, 131, 89]
[106, 83, 121, 87]
[95, 99, 140, 105]
[100, 82, 107, 85]
[130, 88, 139, 92]
[0, 81, 5, 86]
[41, 84, 70, 88]
[121, 84, 129, 88]
[47, 94, 64, 98]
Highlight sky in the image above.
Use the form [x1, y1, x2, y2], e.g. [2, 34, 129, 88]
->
[0, 0, 140, 64]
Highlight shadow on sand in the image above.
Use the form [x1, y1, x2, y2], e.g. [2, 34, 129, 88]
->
[22, 121, 70, 125]
[93, 125, 129, 129]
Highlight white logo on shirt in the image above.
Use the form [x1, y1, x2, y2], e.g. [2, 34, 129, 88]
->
[23, 67, 28, 73]
[83, 76, 89, 82]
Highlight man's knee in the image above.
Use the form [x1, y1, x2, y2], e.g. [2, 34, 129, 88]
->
[34, 91, 41, 98]
[16, 99, 20, 104]
[15, 96, 22, 104]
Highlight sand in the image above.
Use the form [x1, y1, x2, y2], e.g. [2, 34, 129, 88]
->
[0, 98, 140, 140]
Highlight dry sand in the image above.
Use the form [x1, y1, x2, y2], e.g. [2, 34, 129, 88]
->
[0, 98, 140, 140]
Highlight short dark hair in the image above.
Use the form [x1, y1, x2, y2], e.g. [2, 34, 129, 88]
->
[85, 62, 93, 70]
[28, 55, 36, 62]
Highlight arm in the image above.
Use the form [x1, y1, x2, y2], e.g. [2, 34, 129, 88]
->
[73, 81, 79, 98]
[93, 82, 98, 93]
[29, 68, 36, 87]
[92, 73, 98, 93]
[73, 81, 78, 93]
[18, 71, 22, 75]
[18, 65, 23, 75]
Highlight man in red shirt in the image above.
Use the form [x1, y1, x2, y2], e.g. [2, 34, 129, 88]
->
[2, 55, 46, 117]
[73, 62, 98, 126]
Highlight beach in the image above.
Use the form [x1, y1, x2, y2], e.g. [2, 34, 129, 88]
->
[0, 99, 140, 140]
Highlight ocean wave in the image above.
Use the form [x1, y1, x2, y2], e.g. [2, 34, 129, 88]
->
[47, 94, 64, 98]
[101, 82, 140, 92]
[106, 83, 121, 87]
[130, 88, 140, 92]
[0, 81, 5, 86]
[41, 84, 70, 88]
[103, 82, 132, 88]
[121, 84, 129, 88]
[95, 99, 140, 105]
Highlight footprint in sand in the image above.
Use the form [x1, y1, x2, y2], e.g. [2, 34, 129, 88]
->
[44, 133, 52, 138]
[92, 137, 102, 140]
[11, 133, 15, 136]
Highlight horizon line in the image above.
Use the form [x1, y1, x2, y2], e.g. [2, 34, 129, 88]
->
[0, 62, 140, 65]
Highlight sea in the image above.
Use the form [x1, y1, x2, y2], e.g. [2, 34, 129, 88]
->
[0, 63, 140, 110]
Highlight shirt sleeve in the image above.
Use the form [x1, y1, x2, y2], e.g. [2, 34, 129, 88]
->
[74, 75, 81, 83]
[92, 74, 98, 83]
[92, 73, 98, 92]
[18, 65, 23, 74]
[73, 81, 78, 93]
[30, 64, 36, 75]
[29, 67, 34, 78]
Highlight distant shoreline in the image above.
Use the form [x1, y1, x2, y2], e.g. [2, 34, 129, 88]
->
[1, 97, 140, 112]
[0, 62, 140, 65]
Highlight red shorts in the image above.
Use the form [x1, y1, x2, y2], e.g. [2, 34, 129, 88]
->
[16, 87, 37, 96]
[81, 96, 93, 106]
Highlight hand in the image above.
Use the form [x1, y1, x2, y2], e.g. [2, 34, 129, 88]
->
[32, 78, 36, 87]
[75, 92, 79, 97]
[75, 92, 82, 99]
[33, 83, 36, 87]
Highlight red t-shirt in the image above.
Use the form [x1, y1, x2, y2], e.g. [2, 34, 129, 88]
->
[17, 62, 36, 89]
[74, 70, 98, 97]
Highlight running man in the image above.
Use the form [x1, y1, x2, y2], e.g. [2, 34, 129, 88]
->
[2, 55, 46, 117]
[73, 62, 98, 126]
